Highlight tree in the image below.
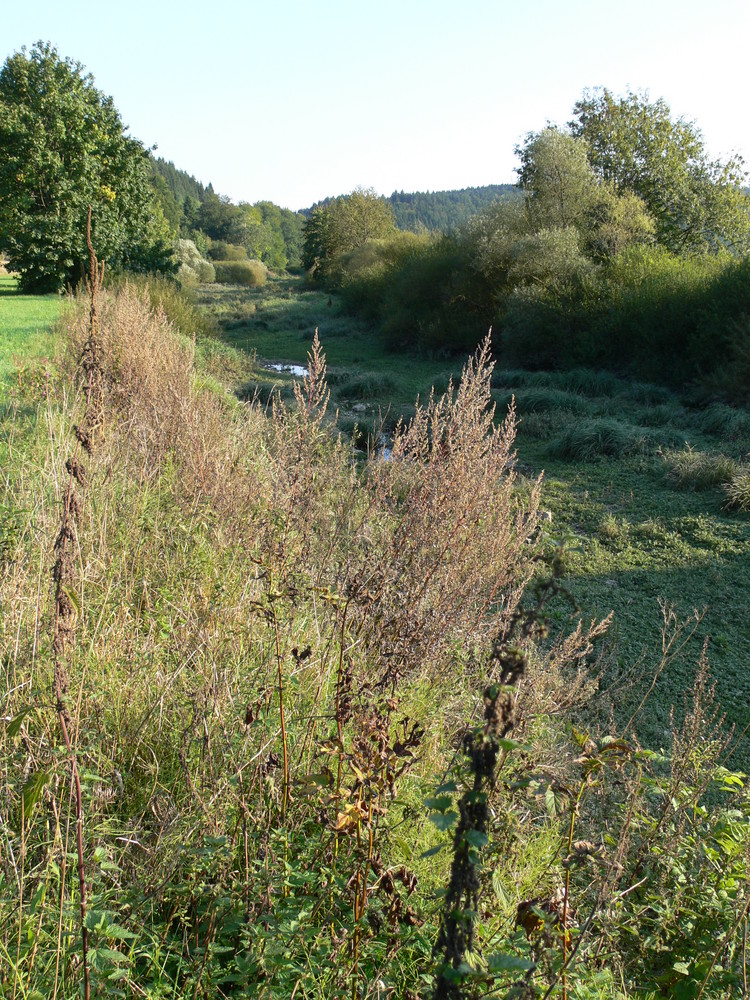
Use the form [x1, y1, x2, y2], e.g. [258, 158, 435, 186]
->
[516, 127, 599, 229]
[570, 88, 750, 254]
[0, 42, 174, 292]
[302, 188, 394, 281]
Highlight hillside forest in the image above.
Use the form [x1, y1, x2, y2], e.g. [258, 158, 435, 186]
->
[2, 40, 750, 1000]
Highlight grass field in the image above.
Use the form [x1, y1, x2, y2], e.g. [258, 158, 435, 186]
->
[0, 272, 62, 391]
[201, 274, 750, 765]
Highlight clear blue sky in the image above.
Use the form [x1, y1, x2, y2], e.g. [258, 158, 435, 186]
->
[3, 0, 749, 210]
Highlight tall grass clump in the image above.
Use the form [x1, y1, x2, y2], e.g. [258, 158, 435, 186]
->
[214, 258, 268, 286]
[725, 467, 750, 512]
[106, 270, 218, 339]
[550, 417, 647, 460]
[664, 446, 738, 490]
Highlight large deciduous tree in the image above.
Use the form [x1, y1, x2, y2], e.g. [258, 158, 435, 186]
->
[302, 188, 394, 281]
[0, 42, 174, 292]
[570, 87, 750, 254]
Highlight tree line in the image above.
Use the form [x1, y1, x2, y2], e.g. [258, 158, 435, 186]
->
[0, 42, 523, 293]
[304, 89, 750, 401]
[0, 43, 307, 290]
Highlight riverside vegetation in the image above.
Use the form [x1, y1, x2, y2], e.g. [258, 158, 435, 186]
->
[3, 46, 750, 999]
[2, 265, 750, 1000]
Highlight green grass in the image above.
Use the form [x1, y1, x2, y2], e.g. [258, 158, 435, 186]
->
[0, 273, 62, 390]
[196, 275, 467, 424]
[193, 275, 750, 767]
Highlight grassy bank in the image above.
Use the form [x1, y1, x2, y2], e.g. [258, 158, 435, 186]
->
[201, 275, 750, 765]
[2, 278, 749, 998]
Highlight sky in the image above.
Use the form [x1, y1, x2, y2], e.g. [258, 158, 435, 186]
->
[3, 0, 750, 211]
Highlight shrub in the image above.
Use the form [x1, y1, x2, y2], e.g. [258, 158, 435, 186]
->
[213, 258, 268, 286]
[206, 240, 248, 261]
[175, 238, 215, 285]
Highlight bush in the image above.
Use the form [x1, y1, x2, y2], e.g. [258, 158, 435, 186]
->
[175, 238, 215, 285]
[378, 235, 493, 353]
[206, 240, 248, 261]
[213, 258, 268, 286]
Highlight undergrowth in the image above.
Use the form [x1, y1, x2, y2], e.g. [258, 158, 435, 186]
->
[1, 281, 749, 999]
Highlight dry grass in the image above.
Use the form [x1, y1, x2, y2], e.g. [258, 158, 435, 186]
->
[0, 286, 623, 999]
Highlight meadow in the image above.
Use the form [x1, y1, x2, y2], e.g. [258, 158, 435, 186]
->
[2, 273, 750, 999]
[202, 275, 750, 765]
[0, 273, 61, 387]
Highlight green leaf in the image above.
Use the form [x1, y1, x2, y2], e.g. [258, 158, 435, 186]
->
[492, 872, 512, 906]
[421, 844, 445, 858]
[488, 952, 536, 972]
[673, 961, 691, 976]
[545, 785, 557, 818]
[497, 738, 528, 752]
[424, 794, 453, 812]
[429, 810, 458, 831]
[7, 706, 34, 738]
[435, 781, 458, 794]
[464, 830, 489, 849]
[94, 947, 127, 964]
[62, 584, 81, 616]
[21, 769, 49, 821]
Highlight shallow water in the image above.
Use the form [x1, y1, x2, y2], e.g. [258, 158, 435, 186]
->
[265, 362, 308, 377]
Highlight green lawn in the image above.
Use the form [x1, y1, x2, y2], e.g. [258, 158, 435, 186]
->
[0, 272, 63, 392]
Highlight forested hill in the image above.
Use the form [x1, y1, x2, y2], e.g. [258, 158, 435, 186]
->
[149, 157, 214, 231]
[151, 157, 213, 204]
[306, 184, 518, 233]
[387, 184, 517, 231]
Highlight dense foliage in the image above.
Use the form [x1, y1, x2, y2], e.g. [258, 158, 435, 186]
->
[325, 92, 750, 402]
[570, 88, 750, 254]
[0, 43, 175, 291]
[303, 187, 396, 280]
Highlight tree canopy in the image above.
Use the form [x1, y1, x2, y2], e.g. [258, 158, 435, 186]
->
[570, 87, 750, 254]
[0, 42, 174, 291]
[302, 188, 395, 280]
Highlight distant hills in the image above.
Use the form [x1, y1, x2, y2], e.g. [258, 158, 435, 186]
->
[305, 184, 520, 232]
[149, 158, 519, 259]
[386, 184, 518, 232]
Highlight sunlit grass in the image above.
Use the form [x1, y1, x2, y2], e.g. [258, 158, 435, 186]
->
[0, 272, 63, 390]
